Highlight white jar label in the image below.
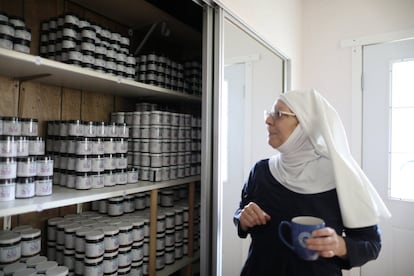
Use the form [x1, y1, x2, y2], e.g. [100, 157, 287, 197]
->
[35, 179, 52, 196]
[0, 243, 21, 263]
[15, 181, 35, 198]
[0, 183, 15, 201]
[22, 237, 41, 256]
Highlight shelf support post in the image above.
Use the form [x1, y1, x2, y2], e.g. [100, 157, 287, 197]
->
[3, 216, 11, 230]
[149, 189, 158, 276]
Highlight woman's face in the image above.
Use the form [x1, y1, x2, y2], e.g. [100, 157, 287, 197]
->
[265, 99, 299, 148]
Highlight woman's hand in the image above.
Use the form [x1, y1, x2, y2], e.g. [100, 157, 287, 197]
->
[306, 227, 347, 258]
[239, 202, 271, 231]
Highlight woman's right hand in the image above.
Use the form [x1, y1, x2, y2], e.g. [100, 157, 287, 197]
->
[239, 202, 271, 231]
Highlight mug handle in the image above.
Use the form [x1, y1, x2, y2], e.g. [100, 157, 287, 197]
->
[278, 221, 295, 251]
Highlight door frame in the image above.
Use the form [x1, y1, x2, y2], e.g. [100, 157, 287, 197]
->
[340, 29, 414, 276]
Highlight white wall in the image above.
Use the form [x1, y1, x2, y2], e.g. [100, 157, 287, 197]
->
[301, 0, 414, 142]
[217, 0, 303, 89]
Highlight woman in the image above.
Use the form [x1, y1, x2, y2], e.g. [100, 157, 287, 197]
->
[234, 89, 391, 275]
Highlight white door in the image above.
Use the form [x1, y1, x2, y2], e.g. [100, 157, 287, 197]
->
[362, 39, 414, 276]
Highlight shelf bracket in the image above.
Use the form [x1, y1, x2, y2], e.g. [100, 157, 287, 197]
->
[3, 216, 11, 230]
[76, 203, 83, 214]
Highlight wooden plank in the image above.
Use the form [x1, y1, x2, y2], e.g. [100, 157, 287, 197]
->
[114, 96, 135, 112]
[61, 87, 81, 120]
[19, 81, 61, 137]
[149, 189, 158, 276]
[0, 76, 19, 116]
[24, 0, 64, 56]
[0, 0, 23, 17]
[81, 90, 114, 122]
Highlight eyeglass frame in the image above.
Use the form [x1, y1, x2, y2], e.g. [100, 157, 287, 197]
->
[264, 109, 296, 120]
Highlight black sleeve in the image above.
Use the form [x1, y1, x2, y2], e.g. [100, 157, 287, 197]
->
[341, 225, 382, 269]
[233, 162, 259, 238]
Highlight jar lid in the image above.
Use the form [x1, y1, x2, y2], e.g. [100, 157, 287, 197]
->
[45, 266, 69, 276]
[28, 136, 44, 141]
[36, 261, 58, 273]
[3, 262, 26, 274]
[20, 228, 41, 238]
[36, 155, 52, 161]
[108, 196, 123, 203]
[13, 268, 37, 276]
[26, 255, 47, 267]
[102, 225, 119, 235]
[0, 135, 15, 140]
[118, 221, 133, 231]
[0, 178, 16, 185]
[85, 230, 104, 240]
[47, 217, 64, 226]
[12, 224, 32, 232]
[64, 223, 81, 233]
[75, 226, 92, 236]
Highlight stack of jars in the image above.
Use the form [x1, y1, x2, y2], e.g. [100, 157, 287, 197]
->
[134, 53, 202, 96]
[46, 119, 140, 191]
[0, 116, 52, 202]
[0, 225, 45, 271]
[111, 102, 202, 182]
[0, 12, 32, 54]
[47, 211, 147, 275]
[39, 13, 136, 80]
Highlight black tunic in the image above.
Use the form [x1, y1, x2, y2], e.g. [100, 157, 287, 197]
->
[234, 159, 381, 276]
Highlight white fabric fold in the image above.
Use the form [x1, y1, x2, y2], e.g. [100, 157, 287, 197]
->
[271, 89, 391, 228]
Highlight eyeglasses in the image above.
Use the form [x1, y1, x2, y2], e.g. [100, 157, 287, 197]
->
[264, 109, 296, 121]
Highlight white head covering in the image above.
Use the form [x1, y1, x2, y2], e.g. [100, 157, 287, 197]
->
[269, 89, 391, 228]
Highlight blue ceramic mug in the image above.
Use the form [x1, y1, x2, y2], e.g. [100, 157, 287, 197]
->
[278, 216, 325, 260]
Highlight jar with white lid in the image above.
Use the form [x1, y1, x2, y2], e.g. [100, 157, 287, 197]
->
[0, 136, 17, 157]
[90, 155, 104, 172]
[117, 123, 129, 138]
[66, 120, 82, 137]
[3, 262, 26, 275]
[156, 249, 165, 271]
[115, 153, 127, 169]
[90, 172, 104, 189]
[127, 167, 138, 184]
[36, 261, 58, 274]
[0, 231, 21, 265]
[0, 156, 17, 179]
[75, 137, 92, 155]
[15, 177, 35, 199]
[20, 118, 38, 136]
[149, 139, 162, 154]
[74, 253, 84, 275]
[131, 240, 143, 262]
[103, 170, 116, 187]
[83, 121, 96, 138]
[64, 223, 81, 250]
[123, 195, 135, 214]
[62, 249, 74, 273]
[118, 245, 132, 270]
[102, 138, 116, 154]
[118, 221, 133, 248]
[107, 197, 123, 216]
[36, 156, 53, 176]
[84, 230, 104, 258]
[116, 169, 127, 185]
[103, 251, 118, 275]
[74, 227, 92, 254]
[134, 193, 146, 210]
[91, 138, 104, 155]
[101, 226, 119, 253]
[16, 156, 36, 177]
[15, 136, 29, 157]
[74, 155, 91, 173]
[2, 117, 21, 136]
[83, 255, 103, 276]
[46, 241, 55, 261]
[45, 265, 68, 276]
[165, 246, 175, 265]
[35, 175, 52, 196]
[47, 217, 64, 242]
[94, 122, 105, 137]
[0, 178, 15, 201]
[103, 154, 116, 170]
